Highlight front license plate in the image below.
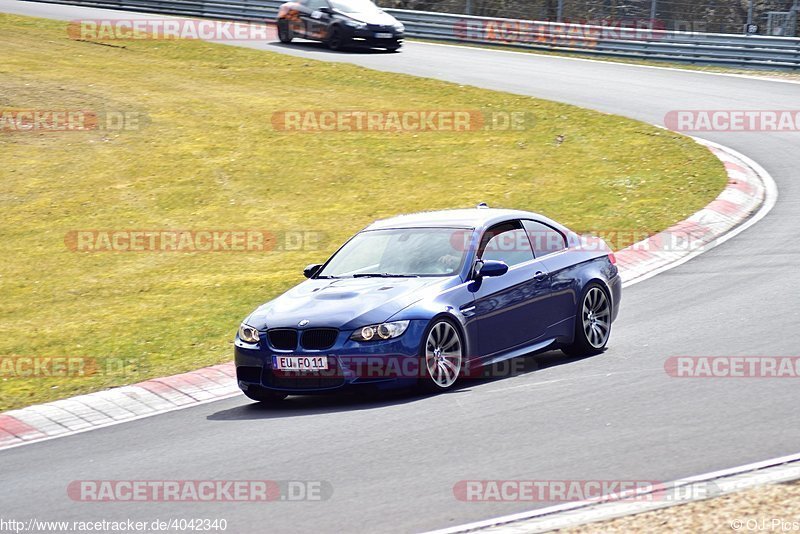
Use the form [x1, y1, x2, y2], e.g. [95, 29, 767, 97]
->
[375, 32, 393, 39]
[272, 355, 329, 371]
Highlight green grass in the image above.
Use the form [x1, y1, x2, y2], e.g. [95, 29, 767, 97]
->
[0, 13, 726, 410]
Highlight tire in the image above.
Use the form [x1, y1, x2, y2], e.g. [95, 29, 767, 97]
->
[243, 388, 288, 404]
[562, 283, 612, 356]
[419, 318, 464, 392]
[277, 19, 293, 43]
[327, 26, 344, 50]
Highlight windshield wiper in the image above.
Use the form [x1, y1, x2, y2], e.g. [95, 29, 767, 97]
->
[352, 273, 419, 278]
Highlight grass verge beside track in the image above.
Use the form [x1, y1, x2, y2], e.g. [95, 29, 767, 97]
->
[0, 13, 726, 410]
[566, 480, 800, 532]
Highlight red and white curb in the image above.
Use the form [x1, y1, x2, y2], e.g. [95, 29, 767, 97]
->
[616, 137, 776, 287]
[0, 363, 239, 451]
[0, 138, 776, 452]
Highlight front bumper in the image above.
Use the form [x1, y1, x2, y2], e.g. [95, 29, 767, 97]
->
[345, 27, 403, 48]
[234, 319, 427, 394]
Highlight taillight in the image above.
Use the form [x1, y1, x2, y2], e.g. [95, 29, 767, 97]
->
[608, 252, 617, 265]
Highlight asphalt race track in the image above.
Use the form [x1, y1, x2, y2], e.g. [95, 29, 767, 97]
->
[1, 1, 799, 531]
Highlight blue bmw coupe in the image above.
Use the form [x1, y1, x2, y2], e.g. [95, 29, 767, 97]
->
[235, 206, 621, 402]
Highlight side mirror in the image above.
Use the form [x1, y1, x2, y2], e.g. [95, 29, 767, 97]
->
[474, 259, 508, 278]
[303, 264, 322, 278]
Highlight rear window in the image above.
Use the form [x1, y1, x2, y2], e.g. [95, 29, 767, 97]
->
[522, 220, 567, 258]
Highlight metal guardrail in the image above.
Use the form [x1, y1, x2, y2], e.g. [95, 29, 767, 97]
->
[25, 0, 800, 69]
[390, 9, 800, 68]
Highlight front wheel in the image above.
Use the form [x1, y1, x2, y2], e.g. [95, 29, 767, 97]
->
[277, 19, 293, 43]
[327, 26, 344, 50]
[420, 319, 463, 392]
[562, 283, 612, 356]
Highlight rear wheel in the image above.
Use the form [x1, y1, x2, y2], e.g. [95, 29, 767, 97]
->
[277, 19, 293, 43]
[420, 319, 463, 392]
[562, 283, 612, 356]
[243, 388, 288, 404]
[327, 26, 344, 50]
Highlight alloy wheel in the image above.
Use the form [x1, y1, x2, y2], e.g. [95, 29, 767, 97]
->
[582, 287, 611, 349]
[424, 321, 463, 388]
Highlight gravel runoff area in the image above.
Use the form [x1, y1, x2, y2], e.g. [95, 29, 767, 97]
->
[563, 480, 800, 533]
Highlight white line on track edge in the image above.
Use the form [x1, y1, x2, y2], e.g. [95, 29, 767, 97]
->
[424, 451, 800, 534]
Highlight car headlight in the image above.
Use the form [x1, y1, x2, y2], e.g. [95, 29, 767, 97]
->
[344, 19, 367, 29]
[238, 323, 261, 344]
[350, 320, 409, 341]
[394, 22, 404, 32]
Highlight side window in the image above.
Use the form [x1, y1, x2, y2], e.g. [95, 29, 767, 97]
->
[306, 0, 327, 9]
[522, 220, 566, 258]
[479, 221, 534, 267]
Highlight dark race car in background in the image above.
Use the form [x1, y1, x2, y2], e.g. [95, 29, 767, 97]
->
[235, 207, 622, 403]
[277, 0, 404, 51]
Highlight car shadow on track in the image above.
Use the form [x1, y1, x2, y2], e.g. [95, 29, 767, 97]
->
[268, 41, 399, 54]
[206, 349, 601, 421]
[207, 389, 429, 421]
[468, 349, 600, 387]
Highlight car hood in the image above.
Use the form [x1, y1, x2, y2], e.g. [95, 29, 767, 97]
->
[246, 276, 448, 331]
[342, 10, 398, 26]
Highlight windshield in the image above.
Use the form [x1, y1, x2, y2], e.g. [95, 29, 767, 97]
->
[329, 0, 381, 14]
[317, 228, 468, 278]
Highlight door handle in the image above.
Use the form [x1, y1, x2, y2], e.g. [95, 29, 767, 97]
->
[533, 271, 548, 281]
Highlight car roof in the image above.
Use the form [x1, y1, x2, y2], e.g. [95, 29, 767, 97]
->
[364, 207, 565, 232]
